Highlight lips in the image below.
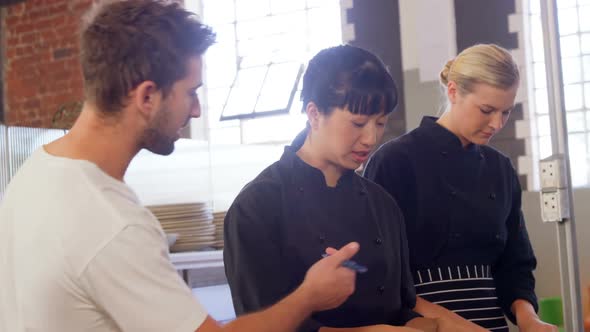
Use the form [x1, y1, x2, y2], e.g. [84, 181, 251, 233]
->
[351, 151, 370, 163]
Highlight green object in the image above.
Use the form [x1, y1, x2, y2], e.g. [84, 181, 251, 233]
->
[538, 296, 564, 331]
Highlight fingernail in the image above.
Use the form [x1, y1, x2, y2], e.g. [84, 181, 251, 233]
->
[347, 242, 359, 250]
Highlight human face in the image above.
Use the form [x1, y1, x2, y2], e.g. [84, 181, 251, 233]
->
[313, 106, 388, 172]
[143, 56, 203, 155]
[444, 82, 517, 146]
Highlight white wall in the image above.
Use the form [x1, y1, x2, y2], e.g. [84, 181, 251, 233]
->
[125, 139, 284, 211]
[398, 0, 456, 132]
[522, 189, 590, 320]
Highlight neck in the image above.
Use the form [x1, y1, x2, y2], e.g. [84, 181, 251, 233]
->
[296, 134, 344, 187]
[44, 104, 141, 181]
[436, 112, 470, 147]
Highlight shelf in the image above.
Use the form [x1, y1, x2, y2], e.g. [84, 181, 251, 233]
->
[169, 250, 224, 271]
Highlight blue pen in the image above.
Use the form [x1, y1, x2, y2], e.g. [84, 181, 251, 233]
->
[322, 253, 368, 273]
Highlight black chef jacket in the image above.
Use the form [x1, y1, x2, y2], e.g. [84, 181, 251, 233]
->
[363, 116, 538, 323]
[224, 133, 420, 332]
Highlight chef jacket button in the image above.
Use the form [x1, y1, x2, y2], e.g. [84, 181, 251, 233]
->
[374, 238, 383, 245]
[441, 151, 448, 157]
[378, 286, 385, 294]
[298, 187, 304, 192]
[489, 193, 496, 200]
[319, 235, 326, 243]
[450, 190, 457, 197]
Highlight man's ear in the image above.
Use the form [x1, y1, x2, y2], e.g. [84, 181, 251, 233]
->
[132, 81, 161, 120]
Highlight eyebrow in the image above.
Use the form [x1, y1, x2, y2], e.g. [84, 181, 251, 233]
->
[481, 104, 513, 112]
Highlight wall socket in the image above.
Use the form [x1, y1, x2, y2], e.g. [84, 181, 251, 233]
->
[539, 155, 570, 223]
[540, 189, 570, 222]
[539, 156, 567, 189]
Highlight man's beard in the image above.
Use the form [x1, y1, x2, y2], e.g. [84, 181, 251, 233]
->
[141, 127, 175, 155]
[140, 111, 175, 156]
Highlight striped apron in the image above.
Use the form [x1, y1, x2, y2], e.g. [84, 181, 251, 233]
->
[414, 265, 509, 331]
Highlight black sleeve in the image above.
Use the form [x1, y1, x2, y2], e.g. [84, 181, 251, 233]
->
[224, 182, 290, 314]
[223, 181, 324, 332]
[492, 167, 538, 324]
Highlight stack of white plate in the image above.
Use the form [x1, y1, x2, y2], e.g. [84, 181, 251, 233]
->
[147, 202, 215, 252]
[212, 211, 227, 249]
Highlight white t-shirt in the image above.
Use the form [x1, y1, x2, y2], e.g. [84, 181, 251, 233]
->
[0, 148, 208, 332]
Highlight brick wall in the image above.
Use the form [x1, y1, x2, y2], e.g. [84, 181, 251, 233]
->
[2, 0, 91, 127]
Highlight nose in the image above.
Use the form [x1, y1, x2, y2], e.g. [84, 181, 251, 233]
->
[190, 100, 201, 119]
[489, 112, 504, 132]
[360, 123, 378, 148]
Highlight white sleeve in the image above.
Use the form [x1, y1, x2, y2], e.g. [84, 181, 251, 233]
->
[78, 224, 208, 332]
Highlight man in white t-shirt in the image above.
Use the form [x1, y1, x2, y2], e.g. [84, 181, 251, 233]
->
[0, 1, 362, 331]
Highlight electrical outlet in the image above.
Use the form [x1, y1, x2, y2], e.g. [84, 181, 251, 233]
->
[539, 157, 566, 189]
[540, 189, 570, 222]
[539, 156, 570, 223]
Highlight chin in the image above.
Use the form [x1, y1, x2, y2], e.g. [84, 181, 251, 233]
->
[146, 141, 175, 156]
[344, 160, 362, 171]
[467, 135, 489, 146]
[141, 128, 176, 155]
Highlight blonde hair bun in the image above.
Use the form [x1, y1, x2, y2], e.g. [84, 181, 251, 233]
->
[440, 43, 519, 93]
[439, 59, 454, 86]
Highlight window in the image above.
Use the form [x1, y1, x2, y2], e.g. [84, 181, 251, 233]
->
[185, 0, 343, 144]
[527, 0, 590, 187]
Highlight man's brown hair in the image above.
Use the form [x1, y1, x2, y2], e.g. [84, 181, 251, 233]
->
[80, 0, 215, 113]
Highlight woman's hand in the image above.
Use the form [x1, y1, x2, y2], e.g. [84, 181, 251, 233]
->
[517, 316, 558, 332]
[512, 299, 558, 332]
[320, 324, 422, 332]
[433, 316, 485, 332]
[414, 297, 488, 332]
